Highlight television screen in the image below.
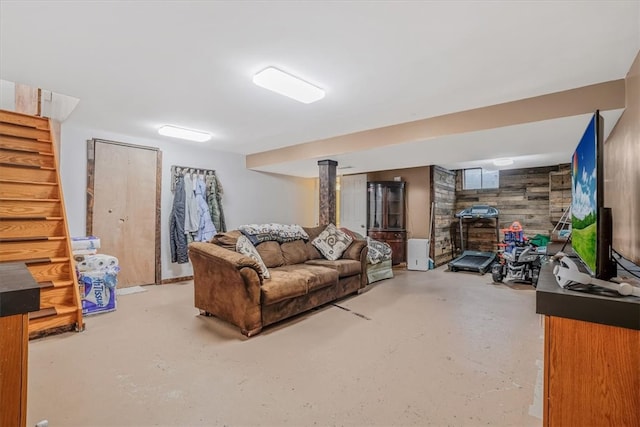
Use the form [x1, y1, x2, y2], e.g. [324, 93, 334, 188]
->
[571, 113, 601, 274]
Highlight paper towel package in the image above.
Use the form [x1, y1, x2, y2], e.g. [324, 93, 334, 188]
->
[71, 236, 101, 251]
[76, 254, 120, 316]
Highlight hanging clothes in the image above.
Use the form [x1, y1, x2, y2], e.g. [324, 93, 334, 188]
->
[194, 176, 217, 241]
[183, 173, 200, 234]
[205, 172, 226, 232]
[170, 175, 189, 263]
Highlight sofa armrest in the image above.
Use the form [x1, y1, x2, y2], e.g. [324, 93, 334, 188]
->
[188, 242, 263, 336]
[341, 239, 368, 288]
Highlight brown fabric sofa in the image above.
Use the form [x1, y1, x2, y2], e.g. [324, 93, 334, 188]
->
[188, 225, 368, 337]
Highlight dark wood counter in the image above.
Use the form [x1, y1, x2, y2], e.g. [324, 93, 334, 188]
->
[536, 259, 640, 330]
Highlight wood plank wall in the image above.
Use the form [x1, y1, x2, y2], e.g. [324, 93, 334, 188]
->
[430, 166, 456, 266]
[455, 165, 570, 253]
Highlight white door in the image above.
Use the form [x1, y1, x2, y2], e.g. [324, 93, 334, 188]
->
[340, 174, 367, 236]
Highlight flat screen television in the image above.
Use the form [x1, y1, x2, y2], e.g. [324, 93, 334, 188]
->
[571, 111, 615, 280]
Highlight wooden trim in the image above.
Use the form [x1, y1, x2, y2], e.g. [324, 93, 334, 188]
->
[91, 138, 159, 152]
[86, 140, 95, 236]
[154, 150, 162, 286]
[543, 315, 550, 427]
[19, 314, 28, 427]
[160, 275, 193, 284]
[49, 118, 83, 331]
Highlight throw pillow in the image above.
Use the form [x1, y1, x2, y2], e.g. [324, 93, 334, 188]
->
[312, 223, 354, 261]
[236, 235, 270, 279]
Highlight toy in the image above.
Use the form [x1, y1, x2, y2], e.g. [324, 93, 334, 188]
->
[491, 221, 546, 287]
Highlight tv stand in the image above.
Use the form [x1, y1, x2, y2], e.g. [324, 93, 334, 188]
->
[536, 262, 640, 426]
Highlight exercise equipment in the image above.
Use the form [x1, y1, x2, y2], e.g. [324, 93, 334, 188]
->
[448, 205, 499, 274]
[448, 250, 497, 274]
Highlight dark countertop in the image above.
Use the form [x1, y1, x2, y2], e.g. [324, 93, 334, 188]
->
[0, 262, 40, 317]
[536, 259, 640, 330]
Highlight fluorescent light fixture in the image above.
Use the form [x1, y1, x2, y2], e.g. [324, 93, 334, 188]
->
[253, 67, 325, 104]
[493, 158, 514, 166]
[158, 125, 211, 142]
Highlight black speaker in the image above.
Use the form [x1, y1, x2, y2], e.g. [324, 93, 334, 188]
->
[596, 207, 616, 280]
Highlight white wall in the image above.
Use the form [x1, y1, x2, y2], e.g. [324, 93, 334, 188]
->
[59, 124, 316, 281]
[0, 79, 16, 110]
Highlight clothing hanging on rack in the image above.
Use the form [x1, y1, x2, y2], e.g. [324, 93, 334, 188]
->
[183, 172, 199, 234]
[205, 172, 226, 232]
[194, 176, 217, 241]
[169, 175, 189, 263]
[169, 165, 227, 262]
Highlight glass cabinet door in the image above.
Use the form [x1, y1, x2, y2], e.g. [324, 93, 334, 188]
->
[367, 183, 383, 229]
[386, 184, 404, 230]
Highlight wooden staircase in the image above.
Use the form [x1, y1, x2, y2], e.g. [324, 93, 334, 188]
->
[0, 109, 84, 337]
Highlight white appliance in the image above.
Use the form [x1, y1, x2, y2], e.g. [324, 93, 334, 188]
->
[407, 238, 430, 271]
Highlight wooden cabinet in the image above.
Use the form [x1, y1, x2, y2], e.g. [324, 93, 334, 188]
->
[0, 314, 29, 427]
[0, 262, 40, 427]
[543, 316, 640, 426]
[367, 181, 406, 264]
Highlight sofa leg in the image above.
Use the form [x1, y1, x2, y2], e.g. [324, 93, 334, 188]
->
[241, 326, 262, 337]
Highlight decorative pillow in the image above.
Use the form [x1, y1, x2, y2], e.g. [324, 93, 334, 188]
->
[340, 227, 365, 240]
[312, 224, 353, 261]
[236, 235, 270, 279]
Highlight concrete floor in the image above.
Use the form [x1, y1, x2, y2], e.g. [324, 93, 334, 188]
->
[27, 266, 544, 427]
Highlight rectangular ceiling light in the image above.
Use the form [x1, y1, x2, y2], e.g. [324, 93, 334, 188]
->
[158, 125, 211, 142]
[253, 67, 325, 104]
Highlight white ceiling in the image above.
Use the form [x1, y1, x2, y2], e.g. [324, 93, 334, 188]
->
[1, 1, 638, 177]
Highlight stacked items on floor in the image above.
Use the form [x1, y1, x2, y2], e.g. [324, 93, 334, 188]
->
[71, 237, 120, 316]
[339, 228, 394, 284]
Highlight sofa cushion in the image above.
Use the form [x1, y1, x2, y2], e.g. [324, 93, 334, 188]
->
[262, 265, 338, 304]
[256, 241, 285, 268]
[209, 230, 242, 251]
[342, 239, 367, 261]
[305, 242, 323, 260]
[236, 235, 270, 279]
[281, 239, 309, 265]
[303, 225, 325, 240]
[303, 225, 326, 260]
[304, 259, 361, 278]
[312, 224, 353, 261]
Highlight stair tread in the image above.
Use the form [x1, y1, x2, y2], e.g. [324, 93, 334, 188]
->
[29, 307, 56, 320]
[0, 146, 54, 156]
[0, 235, 66, 242]
[4, 256, 70, 265]
[0, 162, 55, 170]
[29, 304, 79, 319]
[54, 304, 79, 315]
[39, 279, 74, 288]
[0, 216, 63, 221]
[0, 179, 57, 186]
[0, 197, 60, 202]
